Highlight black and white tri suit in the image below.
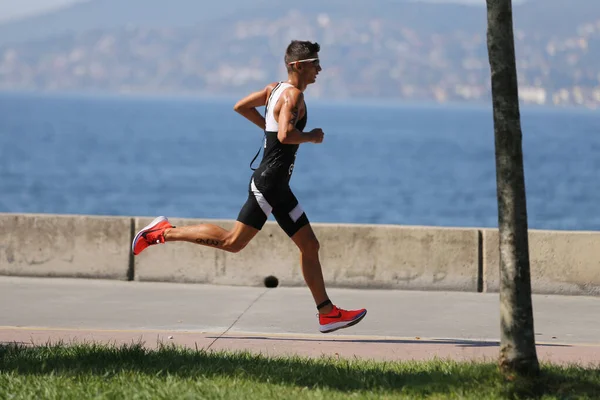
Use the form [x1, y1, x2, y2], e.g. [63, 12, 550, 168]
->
[237, 82, 310, 237]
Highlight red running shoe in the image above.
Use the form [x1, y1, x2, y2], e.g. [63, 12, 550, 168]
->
[319, 305, 367, 333]
[132, 216, 173, 255]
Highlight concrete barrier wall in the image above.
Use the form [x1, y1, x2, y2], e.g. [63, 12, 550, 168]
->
[1, 213, 599, 296]
[483, 229, 600, 296]
[0, 213, 131, 280]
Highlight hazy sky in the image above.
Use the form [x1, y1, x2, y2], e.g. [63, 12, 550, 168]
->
[0, 0, 85, 22]
[0, 0, 496, 23]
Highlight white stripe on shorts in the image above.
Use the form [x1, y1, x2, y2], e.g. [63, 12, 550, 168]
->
[289, 204, 304, 223]
[251, 179, 273, 217]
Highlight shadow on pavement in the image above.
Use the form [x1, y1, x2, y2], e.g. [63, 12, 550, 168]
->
[209, 336, 570, 348]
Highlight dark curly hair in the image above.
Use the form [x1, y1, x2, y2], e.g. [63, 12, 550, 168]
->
[285, 40, 320, 72]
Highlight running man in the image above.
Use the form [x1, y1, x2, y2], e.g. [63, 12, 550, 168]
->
[132, 40, 367, 334]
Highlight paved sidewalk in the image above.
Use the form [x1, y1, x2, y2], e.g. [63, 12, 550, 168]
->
[1, 277, 599, 366]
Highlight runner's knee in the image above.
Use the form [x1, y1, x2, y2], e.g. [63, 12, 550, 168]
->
[300, 237, 320, 255]
[223, 239, 247, 253]
[222, 233, 250, 253]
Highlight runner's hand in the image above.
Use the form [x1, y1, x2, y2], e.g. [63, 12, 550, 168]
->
[308, 128, 324, 143]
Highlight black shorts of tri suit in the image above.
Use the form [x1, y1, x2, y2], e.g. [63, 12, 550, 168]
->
[237, 177, 310, 237]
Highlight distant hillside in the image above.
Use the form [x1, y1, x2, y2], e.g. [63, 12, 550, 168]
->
[0, 0, 598, 107]
[0, 0, 259, 45]
[0, 0, 487, 45]
[515, 0, 600, 35]
[1, 0, 598, 46]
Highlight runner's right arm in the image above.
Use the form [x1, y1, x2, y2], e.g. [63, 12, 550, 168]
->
[277, 90, 323, 144]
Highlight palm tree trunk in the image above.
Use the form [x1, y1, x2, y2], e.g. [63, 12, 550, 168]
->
[485, 0, 540, 376]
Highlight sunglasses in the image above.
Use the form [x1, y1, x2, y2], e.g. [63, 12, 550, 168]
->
[288, 58, 320, 67]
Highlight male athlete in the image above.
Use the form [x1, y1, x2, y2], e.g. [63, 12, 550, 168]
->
[132, 40, 367, 334]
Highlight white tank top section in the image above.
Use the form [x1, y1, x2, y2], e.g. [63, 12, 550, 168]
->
[265, 82, 294, 132]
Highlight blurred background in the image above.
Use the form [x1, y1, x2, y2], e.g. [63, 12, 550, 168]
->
[1, 0, 599, 230]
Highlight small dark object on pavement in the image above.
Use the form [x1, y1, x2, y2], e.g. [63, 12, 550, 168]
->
[264, 275, 279, 288]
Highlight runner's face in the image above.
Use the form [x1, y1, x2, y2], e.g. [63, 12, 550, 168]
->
[301, 54, 321, 83]
[290, 54, 322, 83]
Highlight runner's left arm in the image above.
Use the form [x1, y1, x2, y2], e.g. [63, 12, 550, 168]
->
[233, 84, 276, 130]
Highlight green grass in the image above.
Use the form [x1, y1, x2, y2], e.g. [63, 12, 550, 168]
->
[0, 342, 599, 399]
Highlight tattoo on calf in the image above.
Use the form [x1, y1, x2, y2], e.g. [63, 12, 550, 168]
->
[195, 238, 221, 247]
